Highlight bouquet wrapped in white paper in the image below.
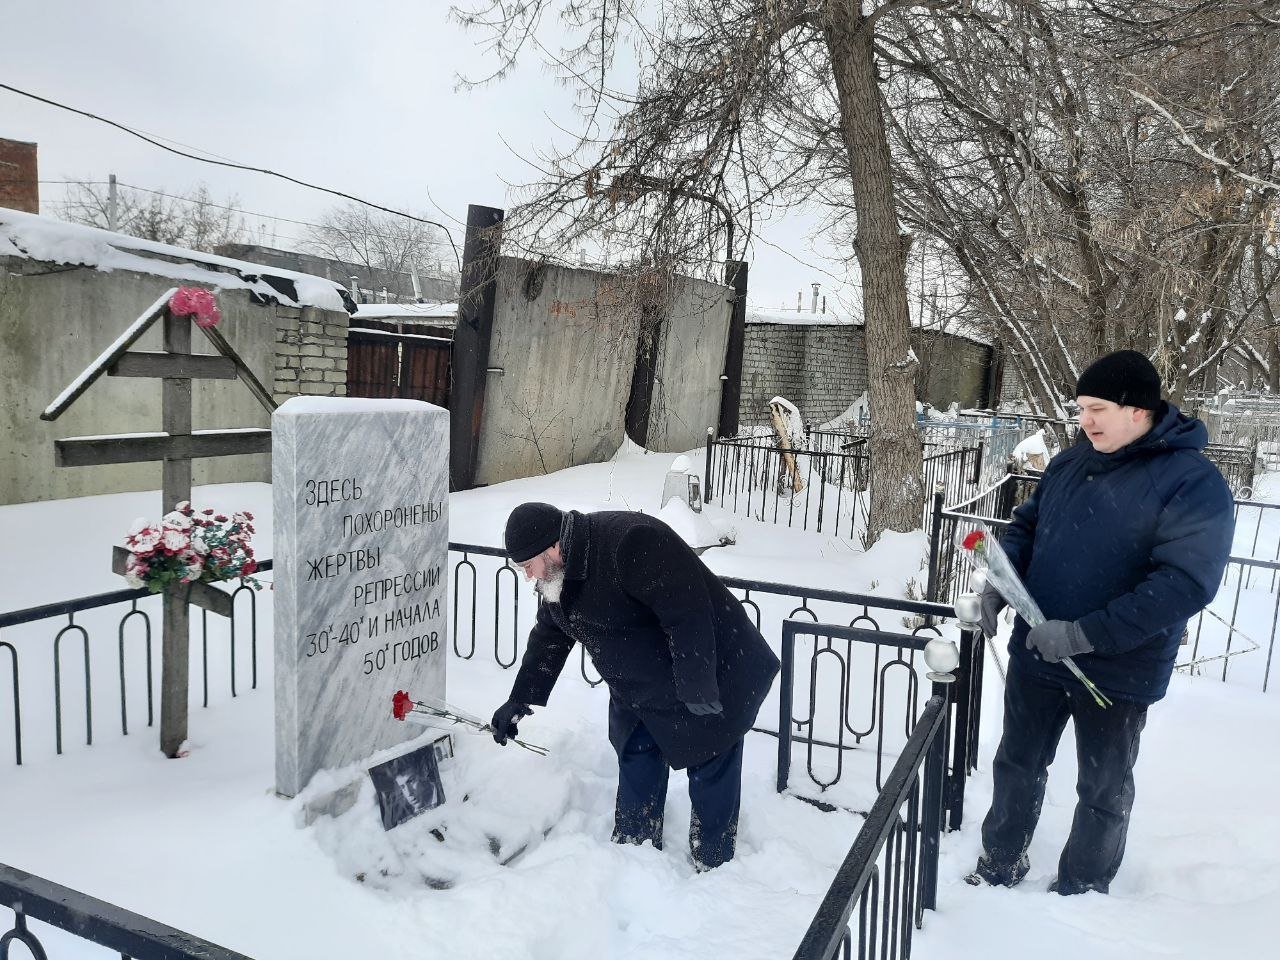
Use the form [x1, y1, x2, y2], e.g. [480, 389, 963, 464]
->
[959, 526, 1112, 708]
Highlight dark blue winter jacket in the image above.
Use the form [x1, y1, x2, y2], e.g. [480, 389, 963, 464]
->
[1002, 403, 1234, 704]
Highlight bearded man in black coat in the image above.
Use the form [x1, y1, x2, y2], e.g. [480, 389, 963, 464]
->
[489, 502, 780, 870]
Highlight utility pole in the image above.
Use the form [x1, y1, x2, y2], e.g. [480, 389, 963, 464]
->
[107, 174, 119, 232]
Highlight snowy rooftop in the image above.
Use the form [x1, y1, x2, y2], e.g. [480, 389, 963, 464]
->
[746, 304, 992, 346]
[0, 208, 352, 313]
[747, 305, 856, 327]
[915, 315, 992, 346]
[352, 302, 458, 323]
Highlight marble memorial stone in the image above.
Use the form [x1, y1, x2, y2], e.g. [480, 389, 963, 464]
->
[273, 396, 448, 797]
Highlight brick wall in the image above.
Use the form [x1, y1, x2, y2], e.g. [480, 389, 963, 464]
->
[273, 305, 349, 401]
[739, 321, 996, 430]
[740, 324, 804, 427]
[802, 325, 866, 424]
[0, 138, 38, 214]
[739, 322, 866, 428]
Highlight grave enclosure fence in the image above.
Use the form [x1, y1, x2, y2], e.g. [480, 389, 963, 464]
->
[0, 562, 272, 766]
[789, 693, 950, 960]
[3, 542, 984, 959]
[704, 429, 982, 539]
[0, 863, 253, 960]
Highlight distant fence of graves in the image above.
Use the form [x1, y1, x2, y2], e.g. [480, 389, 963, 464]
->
[705, 412, 1261, 544]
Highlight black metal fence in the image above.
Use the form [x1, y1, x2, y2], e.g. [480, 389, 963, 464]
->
[704, 431, 980, 540]
[1, 545, 985, 960]
[704, 435, 870, 540]
[1204, 443, 1259, 498]
[773, 617, 981, 834]
[0, 863, 252, 960]
[0, 563, 271, 766]
[790, 693, 950, 960]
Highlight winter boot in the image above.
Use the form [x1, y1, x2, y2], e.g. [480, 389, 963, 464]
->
[964, 853, 1030, 888]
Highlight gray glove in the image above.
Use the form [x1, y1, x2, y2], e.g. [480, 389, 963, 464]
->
[1026, 620, 1093, 663]
[684, 701, 723, 717]
[980, 584, 1007, 638]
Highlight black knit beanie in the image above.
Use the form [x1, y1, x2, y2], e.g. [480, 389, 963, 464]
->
[504, 502, 564, 563]
[1075, 350, 1162, 410]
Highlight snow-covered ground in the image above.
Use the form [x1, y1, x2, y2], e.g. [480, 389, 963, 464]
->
[1, 447, 1277, 959]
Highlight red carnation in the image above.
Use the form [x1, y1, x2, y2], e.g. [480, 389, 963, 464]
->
[962, 530, 985, 551]
[392, 690, 414, 722]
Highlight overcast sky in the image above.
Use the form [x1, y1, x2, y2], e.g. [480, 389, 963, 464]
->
[3, 0, 855, 313]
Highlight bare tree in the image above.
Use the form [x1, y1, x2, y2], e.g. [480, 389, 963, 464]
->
[455, 0, 933, 544]
[59, 180, 250, 253]
[304, 202, 456, 301]
[877, 1, 1280, 410]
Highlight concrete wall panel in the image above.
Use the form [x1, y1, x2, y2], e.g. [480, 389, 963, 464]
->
[646, 277, 732, 452]
[474, 258, 638, 485]
[1, 260, 276, 503]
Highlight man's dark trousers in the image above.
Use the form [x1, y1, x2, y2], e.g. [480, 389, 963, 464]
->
[612, 721, 744, 870]
[979, 658, 1148, 894]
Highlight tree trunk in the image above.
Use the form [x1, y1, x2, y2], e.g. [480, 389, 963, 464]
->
[1269, 333, 1280, 394]
[824, 4, 924, 543]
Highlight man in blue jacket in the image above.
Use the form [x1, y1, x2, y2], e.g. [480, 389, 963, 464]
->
[969, 350, 1234, 895]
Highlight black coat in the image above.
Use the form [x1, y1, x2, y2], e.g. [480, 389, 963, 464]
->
[507, 510, 780, 769]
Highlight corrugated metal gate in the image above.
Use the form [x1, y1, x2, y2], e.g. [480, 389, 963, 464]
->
[347, 319, 452, 407]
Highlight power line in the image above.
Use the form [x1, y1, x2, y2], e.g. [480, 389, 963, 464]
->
[5, 177, 458, 281]
[7, 176, 459, 272]
[0, 81, 463, 270]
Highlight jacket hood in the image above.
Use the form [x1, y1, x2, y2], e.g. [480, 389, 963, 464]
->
[1087, 401, 1207, 460]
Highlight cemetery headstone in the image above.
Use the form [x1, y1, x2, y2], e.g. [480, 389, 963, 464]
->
[273, 396, 449, 797]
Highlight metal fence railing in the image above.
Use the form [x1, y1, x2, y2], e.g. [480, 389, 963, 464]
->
[773, 616, 981, 836]
[1, 547, 983, 960]
[0, 562, 272, 766]
[0, 863, 252, 960]
[1204, 442, 1261, 498]
[704, 435, 872, 540]
[1200, 396, 1280, 470]
[790, 692, 950, 960]
[704, 431, 980, 541]
[960, 409, 1261, 497]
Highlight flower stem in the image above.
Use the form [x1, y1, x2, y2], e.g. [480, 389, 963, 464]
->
[1062, 656, 1113, 708]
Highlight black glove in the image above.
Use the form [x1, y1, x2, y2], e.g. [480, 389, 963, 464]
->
[1026, 620, 1093, 663]
[980, 584, 1007, 638]
[684, 700, 723, 717]
[490, 699, 533, 745]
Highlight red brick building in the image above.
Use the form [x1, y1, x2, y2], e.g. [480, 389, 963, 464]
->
[0, 138, 39, 213]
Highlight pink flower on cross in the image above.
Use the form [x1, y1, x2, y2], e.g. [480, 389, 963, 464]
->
[125, 520, 162, 555]
[168, 287, 221, 328]
[124, 554, 147, 589]
[162, 528, 191, 553]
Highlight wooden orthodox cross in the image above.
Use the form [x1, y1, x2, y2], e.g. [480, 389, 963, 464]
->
[42, 289, 276, 757]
